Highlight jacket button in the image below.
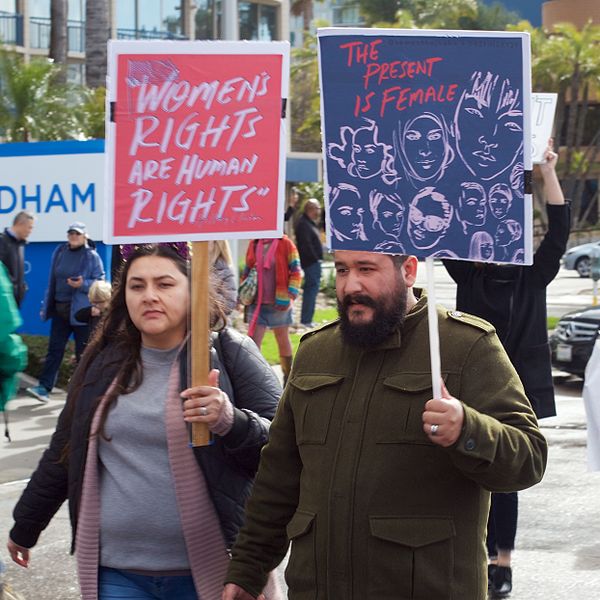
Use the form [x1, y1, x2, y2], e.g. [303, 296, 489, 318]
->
[465, 438, 476, 451]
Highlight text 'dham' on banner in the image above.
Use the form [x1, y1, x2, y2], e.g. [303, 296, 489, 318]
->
[318, 28, 533, 265]
[104, 40, 290, 244]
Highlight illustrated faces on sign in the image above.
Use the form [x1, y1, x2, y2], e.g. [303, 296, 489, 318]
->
[369, 190, 405, 241]
[330, 183, 368, 242]
[488, 182, 513, 220]
[408, 187, 453, 250]
[454, 71, 523, 180]
[459, 182, 487, 228]
[397, 112, 454, 184]
[328, 118, 397, 184]
[495, 219, 522, 247]
[510, 162, 524, 199]
[469, 231, 495, 261]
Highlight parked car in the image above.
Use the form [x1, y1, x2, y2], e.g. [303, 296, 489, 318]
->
[562, 241, 600, 277]
[550, 306, 600, 376]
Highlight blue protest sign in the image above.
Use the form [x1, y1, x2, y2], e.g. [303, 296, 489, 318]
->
[318, 28, 533, 264]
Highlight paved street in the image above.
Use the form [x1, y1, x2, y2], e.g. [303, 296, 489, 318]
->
[1, 266, 599, 598]
[415, 260, 597, 318]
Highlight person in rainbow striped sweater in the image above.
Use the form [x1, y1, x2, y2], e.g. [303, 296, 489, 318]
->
[241, 235, 302, 384]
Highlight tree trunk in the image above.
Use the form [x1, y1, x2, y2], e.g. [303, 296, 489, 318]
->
[50, 0, 68, 85]
[563, 63, 581, 203]
[85, 0, 109, 89]
[303, 0, 314, 32]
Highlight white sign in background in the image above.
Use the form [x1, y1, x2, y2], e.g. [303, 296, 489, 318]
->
[0, 147, 104, 242]
[531, 92, 558, 164]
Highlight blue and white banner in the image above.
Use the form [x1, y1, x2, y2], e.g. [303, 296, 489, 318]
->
[0, 140, 104, 242]
[319, 28, 533, 264]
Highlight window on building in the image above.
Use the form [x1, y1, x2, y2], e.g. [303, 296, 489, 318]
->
[0, 0, 17, 13]
[30, 0, 49, 17]
[117, 0, 183, 37]
[239, 2, 278, 41]
[68, 0, 84, 21]
[195, 0, 219, 40]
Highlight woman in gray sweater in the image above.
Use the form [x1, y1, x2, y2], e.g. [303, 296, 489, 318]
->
[8, 243, 282, 600]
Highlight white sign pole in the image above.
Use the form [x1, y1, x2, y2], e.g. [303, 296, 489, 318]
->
[426, 257, 442, 400]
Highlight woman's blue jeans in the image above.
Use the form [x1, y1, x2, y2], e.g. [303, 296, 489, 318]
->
[98, 566, 198, 600]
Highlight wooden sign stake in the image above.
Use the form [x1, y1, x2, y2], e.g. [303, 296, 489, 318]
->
[191, 241, 211, 447]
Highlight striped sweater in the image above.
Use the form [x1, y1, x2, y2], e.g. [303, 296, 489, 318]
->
[242, 235, 302, 309]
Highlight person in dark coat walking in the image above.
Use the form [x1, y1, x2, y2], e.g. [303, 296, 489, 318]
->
[0, 211, 34, 306]
[294, 198, 323, 327]
[443, 141, 570, 598]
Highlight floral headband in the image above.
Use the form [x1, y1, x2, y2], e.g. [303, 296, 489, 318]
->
[120, 242, 192, 262]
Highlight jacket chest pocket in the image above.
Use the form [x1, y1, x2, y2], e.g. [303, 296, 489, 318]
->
[289, 374, 344, 445]
[376, 373, 441, 444]
[368, 516, 455, 600]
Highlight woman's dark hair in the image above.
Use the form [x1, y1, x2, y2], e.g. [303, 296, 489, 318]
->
[65, 243, 225, 448]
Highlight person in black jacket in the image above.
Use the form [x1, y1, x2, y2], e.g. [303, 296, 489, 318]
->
[7, 243, 283, 600]
[0, 211, 34, 306]
[294, 198, 323, 327]
[444, 141, 570, 598]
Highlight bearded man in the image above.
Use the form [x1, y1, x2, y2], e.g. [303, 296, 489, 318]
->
[223, 251, 547, 600]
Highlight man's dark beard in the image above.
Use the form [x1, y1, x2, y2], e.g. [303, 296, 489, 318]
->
[337, 284, 408, 348]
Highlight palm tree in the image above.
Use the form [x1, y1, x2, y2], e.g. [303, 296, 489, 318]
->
[49, 0, 68, 84]
[85, 0, 109, 88]
[529, 21, 600, 228]
[0, 49, 82, 141]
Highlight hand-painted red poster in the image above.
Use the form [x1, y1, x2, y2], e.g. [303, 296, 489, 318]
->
[105, 40, 289, 243]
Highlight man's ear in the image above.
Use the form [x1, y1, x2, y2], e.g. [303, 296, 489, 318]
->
[402, 256, 419, 287]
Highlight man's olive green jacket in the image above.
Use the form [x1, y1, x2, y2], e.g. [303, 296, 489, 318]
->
[227, 296, 547, 599]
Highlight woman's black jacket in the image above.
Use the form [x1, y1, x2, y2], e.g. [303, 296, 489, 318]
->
[10, 327, 282, 551]
[444, 203, 570, 419]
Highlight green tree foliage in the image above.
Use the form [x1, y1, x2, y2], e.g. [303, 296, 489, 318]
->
[361, 0, 520, 29]
[290, 0, 523, 153]
[0, 49, 106, 142]
[511, 21, 600, 228]
[291, 30, 322, 152]
[74, 86, 107, 140]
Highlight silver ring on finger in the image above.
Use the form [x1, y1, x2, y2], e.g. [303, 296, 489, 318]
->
[199, 406, 208, 416]
[430, 424, 439, 436]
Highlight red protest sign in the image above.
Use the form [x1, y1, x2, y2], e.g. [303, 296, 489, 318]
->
[105, 41, 289, 244]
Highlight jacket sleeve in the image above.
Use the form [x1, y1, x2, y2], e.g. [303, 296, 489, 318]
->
[0, 237, 15, 287]
[286, 239, 302, 299]
[219, 330, 282, 474]
[226, 384, 301, 596]
[9, 400, 74, 548]
[81, 250, 105, 294]
[442, 259, 473, 285]
[531, 203, 571, 287]
[447, 331, 548, 492]
[74, 306, 93, 324]
[41, 245, 62, 322]
[212, 258, 238, 316]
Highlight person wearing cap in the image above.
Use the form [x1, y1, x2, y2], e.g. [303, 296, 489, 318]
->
[26, 222, 105, 403]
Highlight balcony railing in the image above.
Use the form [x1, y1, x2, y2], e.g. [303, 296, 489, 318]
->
[116, 27, 187, 41]
[29, 17, 85, 52]
[0, 11, 24, 46]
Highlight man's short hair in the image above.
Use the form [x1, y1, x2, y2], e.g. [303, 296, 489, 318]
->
[390, 254, 409, 271]
[13, 211, 34, 225]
